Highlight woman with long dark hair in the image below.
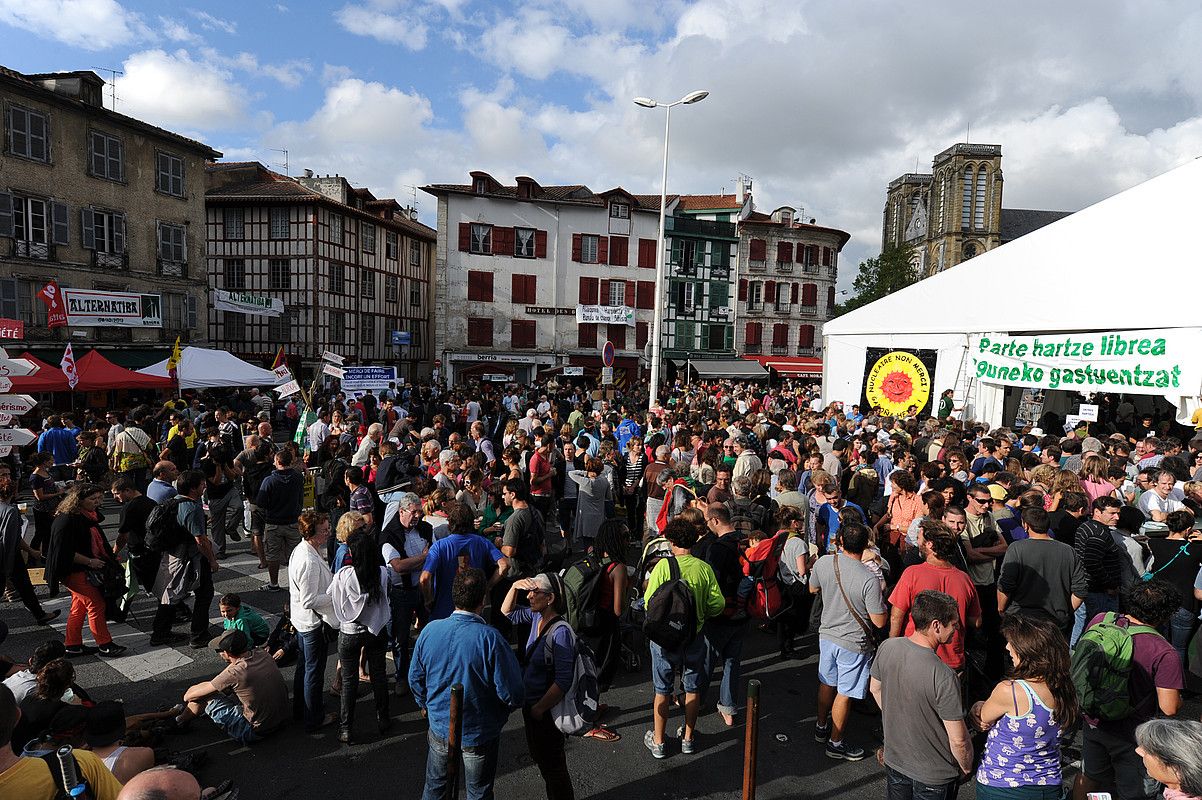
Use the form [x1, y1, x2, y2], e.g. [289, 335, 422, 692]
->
[971, 613, 1079, 799]
[45, 483, 126, 657]
[327, 529, 391, 744]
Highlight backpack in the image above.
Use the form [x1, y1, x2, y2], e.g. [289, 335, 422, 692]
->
[1070, 611, 1160, 721]
[37, 744, 93, 800]
[144, 497, 196, 554]
[728, 497, 769, 535]
[540, 619, 601, 736]
[742, 532, 792, 620]
[512, 506, 545, 577]
[561, 554, 611, 635]
[642, 556, 697, 651]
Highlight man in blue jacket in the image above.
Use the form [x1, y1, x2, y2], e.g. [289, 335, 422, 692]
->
[410, 568, 523, 800]
[256, 448, 304, 591]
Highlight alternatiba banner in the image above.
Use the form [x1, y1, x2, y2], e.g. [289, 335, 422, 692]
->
[970, 329, 1201, 395]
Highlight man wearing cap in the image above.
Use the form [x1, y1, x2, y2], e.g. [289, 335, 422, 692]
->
[85, 701, 156, 783]
[172, 629, 288, 745]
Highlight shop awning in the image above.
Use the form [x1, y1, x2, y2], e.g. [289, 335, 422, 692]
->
[742, 355, 823, 377]
[675, 359, 768, 380]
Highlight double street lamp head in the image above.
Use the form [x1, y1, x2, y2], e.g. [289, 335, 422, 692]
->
[632, 90, 709, 109]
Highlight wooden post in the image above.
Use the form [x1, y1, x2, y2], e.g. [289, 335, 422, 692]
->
[742, 679, 761, 800]
[445, 683, 464, 800]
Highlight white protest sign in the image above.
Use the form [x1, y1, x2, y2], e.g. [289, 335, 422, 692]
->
[322, 351, 345, 365]
[0, 356, 38, 377]
[0, 446, 10, 457]
[322, 363, 346, 379]
[273, 365, 293, 381]
[0, 428, 37, 446]
[0, 414, 11, 426]
[0, 378, 13, 393]
[1077, 403, 1100, 422]
[274, 379, 301, 397]
[0, 395, 37, 415]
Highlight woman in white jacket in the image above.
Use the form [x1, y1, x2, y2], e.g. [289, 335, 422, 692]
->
[327, 531, 392, 744]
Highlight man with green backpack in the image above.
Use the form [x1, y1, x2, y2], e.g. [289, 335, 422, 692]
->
[1071, 579, 1184, 800]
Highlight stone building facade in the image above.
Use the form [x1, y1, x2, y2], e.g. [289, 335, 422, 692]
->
[0, 67, 219, 363]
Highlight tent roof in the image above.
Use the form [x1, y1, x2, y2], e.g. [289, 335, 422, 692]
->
[139, 346, 283, 389]
[676, 358, 768, 380]
[9, 350, 174, 392]
[824, 157, 1202, 337]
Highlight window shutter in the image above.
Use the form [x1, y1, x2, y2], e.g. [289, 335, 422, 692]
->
[765, 280, 776, 301]
[599, 279, 611, 306]
[28, 112, 46, 161]
[572, 233, 583, 262]
[799, 324, 815, 348]
[773, 324, 787, 346]
[0, 192, 13, 238]
[494, 226, 510, 256]
[638, 238, 656, 268]
[828, 286, 836, 309]
[624, 280, 635, 307]
[578, 323, 597, 349]
[791, 283, 799, 304]
[738, 278, 747, 301]
[481, 272, 494, 301]
[609, 324, 626, 350]
[186, 294, 198, 329]
[113, 214, 126, 253]
[777, 241, 792, 263]
[810, 245, 820, 265]
[597, 236, 609, 264]
[749, 239, 766, 261]
[511, 273, 522, 303]
[80, 207, 95, 249]
[155, 221, 164, 260]
[535, 229, 547, 258]
[10, 108, 28, 156]
[50, 200, 69, 245]
[180, 225, 188, 263]
[803, 283, 817, 306]
[822, 247, 832, 266]
[579, 276, 598, 305]
[610, 237, 628, 266]
[0, 278, 17, 319]
[458, 222, 471, 252]
[636, 280, 653, 309]
[636, 322, 648, 348]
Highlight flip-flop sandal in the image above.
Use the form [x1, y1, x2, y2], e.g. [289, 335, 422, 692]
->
[583, 726, 621, 742]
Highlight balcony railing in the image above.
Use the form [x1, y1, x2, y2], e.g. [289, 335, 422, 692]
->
[747, 259, 766, 272]
[665, 215, 737, 238]
[771, 345, 789, 355]
[774, 303, 793, 315]
[744, 343, 762, 354]
[158, 259, 188, 278]
[97, 327, 132, 342]
[828, 266, 838, 279]
[776, 261, 793, 273]
[798, 304, 818, 316]
[12, 240, 53, 260]
[93, 251, 128, 271]
[747, 302, 764, 313]
[797, 347, 817, 357]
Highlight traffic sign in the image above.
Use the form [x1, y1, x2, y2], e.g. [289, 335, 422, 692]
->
[601, 367, 614, 385]
[601, 341, 615, 367]
[0, 428, 37, 446]
[0, 395, 36, 415]
[390, 330, 411, 346]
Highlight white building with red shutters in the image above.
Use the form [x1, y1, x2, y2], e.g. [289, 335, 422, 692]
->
[422, 171, 668, 386]
[736, 207, 849, 379]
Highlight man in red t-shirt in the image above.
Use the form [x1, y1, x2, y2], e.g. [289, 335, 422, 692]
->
[527, 434, 554, 521]
[888, 519, 981, 670]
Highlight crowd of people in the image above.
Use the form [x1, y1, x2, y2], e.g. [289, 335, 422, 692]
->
[2, 377, 1202, 799]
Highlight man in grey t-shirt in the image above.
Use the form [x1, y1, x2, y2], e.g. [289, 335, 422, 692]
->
[870, 590, 973, 796]
[808, 522, 887, 761]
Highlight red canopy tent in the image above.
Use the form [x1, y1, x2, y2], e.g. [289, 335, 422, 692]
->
[10, 349, 174, 393]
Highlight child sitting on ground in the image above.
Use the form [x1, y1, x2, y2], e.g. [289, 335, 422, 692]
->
[218, 593, 270, 647]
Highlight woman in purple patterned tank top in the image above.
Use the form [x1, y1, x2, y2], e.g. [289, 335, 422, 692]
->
[970, 613, 1080, 800]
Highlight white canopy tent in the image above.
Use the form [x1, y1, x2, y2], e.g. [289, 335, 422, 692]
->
[822, 157, 1202, 427]
[140, 347, 284, 390]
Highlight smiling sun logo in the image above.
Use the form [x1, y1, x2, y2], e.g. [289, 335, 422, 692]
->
[865, 352, 931, 415]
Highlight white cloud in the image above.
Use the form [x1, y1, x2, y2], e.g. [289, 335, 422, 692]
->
[187, 8, 236, 35]
[115, 49, 247, 130]
[158, 17, 201, 45]
[0, 0, 149, 50]
[334, 3, 428, 49]
[200, 48, 311, 88]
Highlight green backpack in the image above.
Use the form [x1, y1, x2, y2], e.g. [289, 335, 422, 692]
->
[1070, 611, 1160, 721]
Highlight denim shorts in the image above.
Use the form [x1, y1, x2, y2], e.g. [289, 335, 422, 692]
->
[205, 695, 262, 745]
[817, 639, 872, 699]
[649, 635, 709, 695]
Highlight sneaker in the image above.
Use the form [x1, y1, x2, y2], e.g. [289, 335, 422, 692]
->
[35, 609, 61, 626]
[97, 643, 128, 657]
[675, 726, 695, 754]
[64, 645, 98, 658]
[826, 741, 867, 761]
[265, 583, 283, 592]
[643, 730, 666, 759]
[814, 722, 831, 742]
[189, 635, 209, 649]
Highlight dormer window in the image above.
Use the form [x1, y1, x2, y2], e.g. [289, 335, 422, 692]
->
[473, 178, 488, 194]
[610, 202, 629, 220]
[779, 210, 793, 225]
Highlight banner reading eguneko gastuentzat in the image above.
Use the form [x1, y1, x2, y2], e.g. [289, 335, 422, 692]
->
[969, 329, 1202, 395]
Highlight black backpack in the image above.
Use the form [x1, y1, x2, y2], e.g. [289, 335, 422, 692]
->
[144, 497, 196, 554]
[561, 554, 610, 635]
[643, 556, 697, 651]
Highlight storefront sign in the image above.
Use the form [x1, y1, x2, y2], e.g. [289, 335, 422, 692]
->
[526, 306, 575, 316]
[860, 348, 937, 416]
[970, 329, 1202, 395]
[213, 290, 284, 318]
[576, 305, 635, 327]
[341, 366, 396, 391]
[62, 288, 162, 327]
[563, 366, 584, 376]
[449, 353, 540, 364]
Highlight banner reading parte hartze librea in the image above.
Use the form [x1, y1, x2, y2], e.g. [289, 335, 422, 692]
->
[970, 328, 1202, 395]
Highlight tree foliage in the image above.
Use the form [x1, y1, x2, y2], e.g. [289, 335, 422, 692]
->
[832, 244, 919, 316]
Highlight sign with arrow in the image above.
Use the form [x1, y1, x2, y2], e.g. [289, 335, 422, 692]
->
[274, 379, 301, 397]
[0, 428, 37, 447]
[0, 395, 37, 415]
[321, 350, 345, 366]
[0, 351, 39, 378]
[322, 364, 346, 379]
[0, 378, 14, 393]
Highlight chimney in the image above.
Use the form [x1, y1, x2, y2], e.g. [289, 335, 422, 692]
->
[303, 169, 314, 178]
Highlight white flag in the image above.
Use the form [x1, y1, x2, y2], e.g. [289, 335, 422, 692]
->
[60, 343, 79, 389]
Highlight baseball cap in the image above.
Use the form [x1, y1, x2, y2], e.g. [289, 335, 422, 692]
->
[987, 484, 1008, 501]
[210, 628, 249, 655]
[85, 701, 127, 748]
[1081, 436, 1103, 453]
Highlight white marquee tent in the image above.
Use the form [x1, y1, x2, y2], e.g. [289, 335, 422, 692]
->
[140, 346, 284, 390]
[822, 156, 1202, 427]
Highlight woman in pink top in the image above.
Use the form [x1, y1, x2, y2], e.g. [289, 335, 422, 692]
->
[1079, 454, 1115, 503]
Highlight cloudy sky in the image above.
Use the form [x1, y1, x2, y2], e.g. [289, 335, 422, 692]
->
[3, 0, 1201, 292]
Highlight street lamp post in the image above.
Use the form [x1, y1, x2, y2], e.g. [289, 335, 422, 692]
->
[634, 90, 708, 413]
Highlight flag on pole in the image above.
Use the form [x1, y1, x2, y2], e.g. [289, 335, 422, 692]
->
[166, 335, 182, 380]
[271, 346, 286, 370]
[37, 280, 68, 328]
[60, 342, 79, 389]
